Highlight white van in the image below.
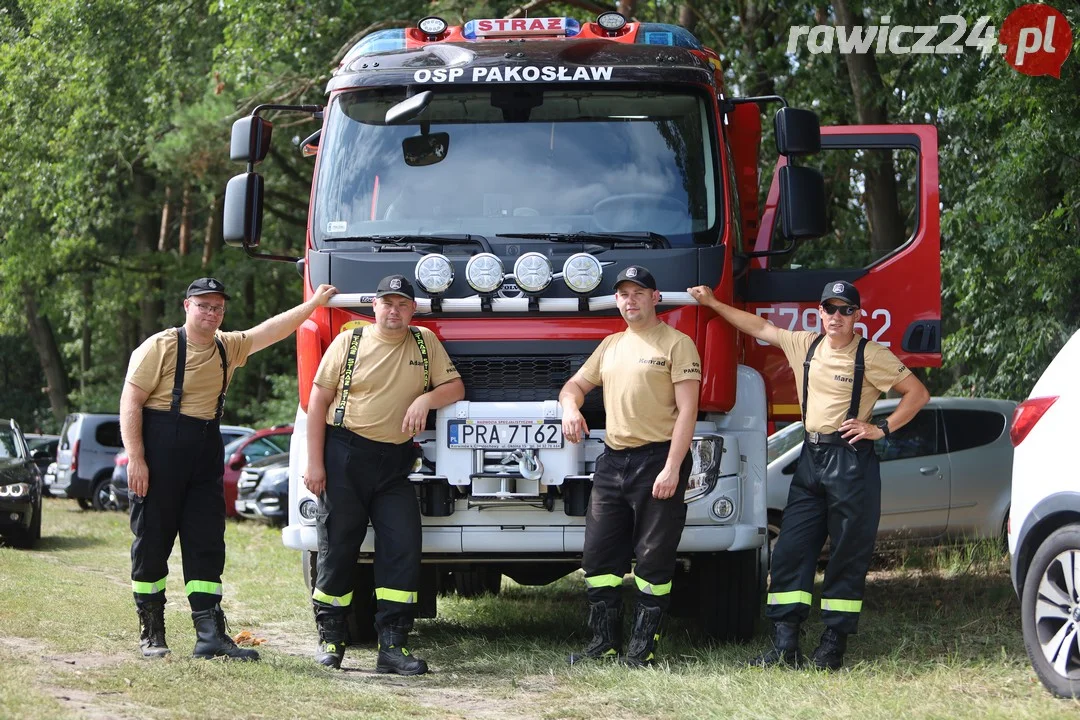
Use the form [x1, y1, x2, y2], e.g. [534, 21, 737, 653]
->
[52, 413, 123, 510]
[1008, 328, 1080, 699]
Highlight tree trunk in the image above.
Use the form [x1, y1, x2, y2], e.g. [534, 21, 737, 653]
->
[202, 194, 220, 269]
[80, 276, 92, 400]
[133, 171, 164, 340]
[678, 4, 697, 33]
[157, 185, 172, 253]
[179, 186, 192, 256]
[617, 0, 636, 19]
[832, 0, 905, 256]
[23, 285, 68, 421]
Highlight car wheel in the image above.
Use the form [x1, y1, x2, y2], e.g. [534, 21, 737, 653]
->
[767, 511, 783, 559]
[77, 497, 93, 511]
[1021, 524, 1080, 698]
[6, 497, 42, 549]
[90, 477, 114, 511]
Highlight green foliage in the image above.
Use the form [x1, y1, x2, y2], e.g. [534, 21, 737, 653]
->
[0, 0, 1077, 430]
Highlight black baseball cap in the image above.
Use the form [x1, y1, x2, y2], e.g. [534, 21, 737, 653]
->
[820, 280, 860, 307]
[185, 277, 231, 300]
[613, 265, 657, 291]
[375, 274, 416, 300]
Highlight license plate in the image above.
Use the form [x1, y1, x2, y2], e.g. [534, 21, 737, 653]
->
[447, 419, 563, 449]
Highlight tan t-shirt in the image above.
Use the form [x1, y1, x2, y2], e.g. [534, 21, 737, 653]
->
[126, 328, 254, 421]
[776, 329, 912, 433]
[314, 325, 460, 444]
[579, 322, 701, 451]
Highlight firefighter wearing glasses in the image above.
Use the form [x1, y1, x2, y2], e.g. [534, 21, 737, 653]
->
[689, 280, 928, 670]
[121, 277, 337, 660]
[305, 275, 464, 674]
[561, 266, 701, 667]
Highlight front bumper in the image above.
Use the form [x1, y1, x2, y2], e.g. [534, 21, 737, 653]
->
[0, 499, 35, 530]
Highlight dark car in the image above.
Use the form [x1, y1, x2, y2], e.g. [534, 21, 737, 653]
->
[109, 424, 257, 511]
[235, 452, 289, 525]
[0, 419, 44, 548]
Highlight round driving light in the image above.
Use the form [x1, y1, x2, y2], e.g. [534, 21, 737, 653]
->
[562, 252, 603, 294]
[513, 252, 553, 293]
[418, 16, 448, 36]
[712, 496, 735, 521]
[465, 253, 505, 293]
[596, 12, 627, 32]
[299, 498, 318, 521]
[415, 253, 454, 294]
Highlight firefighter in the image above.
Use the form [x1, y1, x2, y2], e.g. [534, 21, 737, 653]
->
[560, 266, 701, 666]
[121, 277, 338, 659]
[304, 274, 464, 674]
[688, 281, 929, 670]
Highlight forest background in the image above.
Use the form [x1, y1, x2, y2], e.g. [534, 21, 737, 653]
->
[1, 0, 1076, 431]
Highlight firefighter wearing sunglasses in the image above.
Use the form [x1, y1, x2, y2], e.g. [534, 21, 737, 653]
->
[688, 280, 928, 670]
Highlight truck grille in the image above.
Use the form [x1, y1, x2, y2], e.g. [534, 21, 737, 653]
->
[452, 355, 603, 412]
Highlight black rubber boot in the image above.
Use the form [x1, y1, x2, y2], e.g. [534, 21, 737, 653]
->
[136, 601, 170, 658]
[810, 627, 848, 670]
[314, 608, 347, 669]
[191, 605, 260, 661]
[748, 621, 803, 668]
[568, 601, 623, 665]
[624, 604, 664, 667]
[375, 624, 428, 676]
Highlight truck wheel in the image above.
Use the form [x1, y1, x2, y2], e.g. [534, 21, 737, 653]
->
[690, 550, 760, 643]
[453, 568, 502, 597]
[1021, 524, 1080, 698]
[302, 551, 378, 645]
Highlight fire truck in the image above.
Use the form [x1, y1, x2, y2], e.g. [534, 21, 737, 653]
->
[222, 13, 940, 643]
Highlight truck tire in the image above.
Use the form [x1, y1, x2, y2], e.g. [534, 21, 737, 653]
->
[689, 550, 760, 642]
[453, 568, 502, 597]
[302, 551, 378, 645]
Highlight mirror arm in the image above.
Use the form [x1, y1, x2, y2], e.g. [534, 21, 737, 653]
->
[721, 95, 787, 114]
[744, 239, 796, 259]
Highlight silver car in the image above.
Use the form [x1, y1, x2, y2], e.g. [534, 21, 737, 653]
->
[767, 397, 1016, 544]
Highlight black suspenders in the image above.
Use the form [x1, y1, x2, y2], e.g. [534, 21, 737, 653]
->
[171, 327, 229, 420]
[332, 326, 431, 428]
[801, 334, 868, 423]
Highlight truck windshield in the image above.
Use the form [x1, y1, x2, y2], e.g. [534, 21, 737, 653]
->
[312, 86, 719, 248]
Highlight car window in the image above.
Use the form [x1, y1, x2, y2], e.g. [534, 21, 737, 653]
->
[243, 438, 284, 462]
[942, 409, 1007, 453]
[873, 408, 939, 461]
[59, 415, 78, 451]
[767, 422, 804, 464]
[264, 433, 292, 453]
[95, 421, 124, 448]
[0, 428, 18, 458]
[221, 432, 248, 447]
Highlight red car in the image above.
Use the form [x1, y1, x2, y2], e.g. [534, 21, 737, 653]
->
[223, 426, 292, 517]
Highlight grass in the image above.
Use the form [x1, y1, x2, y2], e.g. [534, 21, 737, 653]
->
[0, 504, 1077, 719]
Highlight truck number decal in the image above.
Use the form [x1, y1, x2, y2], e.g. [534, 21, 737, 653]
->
[754, 307, 892, 346]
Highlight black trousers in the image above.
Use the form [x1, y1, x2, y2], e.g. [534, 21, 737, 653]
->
[766, 439, 881, 634]
[313, 426, 421, 631]
[582, 442, 691, 612]
[130, 409, 226, 612]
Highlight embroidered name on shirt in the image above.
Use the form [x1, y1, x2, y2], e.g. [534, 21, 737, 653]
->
[639, 357, 667, 367]
[835, 374, 854, 384]
[409, 360, 424, 367]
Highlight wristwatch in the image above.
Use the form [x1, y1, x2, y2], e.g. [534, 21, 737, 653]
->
[876, 419, 891, 439]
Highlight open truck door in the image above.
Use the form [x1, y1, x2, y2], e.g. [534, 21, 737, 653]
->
[742, 125, 940, 421]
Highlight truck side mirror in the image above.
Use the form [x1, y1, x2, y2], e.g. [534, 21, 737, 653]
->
[230, 116, 274, 163]
[778, 165, 826, 239]
[222, 173, 264, 248]
[775, 107, 820, 156]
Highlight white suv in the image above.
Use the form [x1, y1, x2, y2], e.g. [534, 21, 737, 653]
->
[1009, 328, 1080, 699]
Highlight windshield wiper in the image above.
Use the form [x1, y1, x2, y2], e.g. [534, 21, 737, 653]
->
[330, 234, 493, 253]
[497, 231, 670, 249]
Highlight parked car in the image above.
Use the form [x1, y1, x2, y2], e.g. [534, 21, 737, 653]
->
[52, 413, 123, 510]
[767, 396, 1016, 545]
[1008, 329, 1080, 699]
[235, 452, 290, 525]
[0, 419, 44, 548]
[24, 433, 59, 475]
[223, 426, 292, 518]
[110, 424, 256, 511]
